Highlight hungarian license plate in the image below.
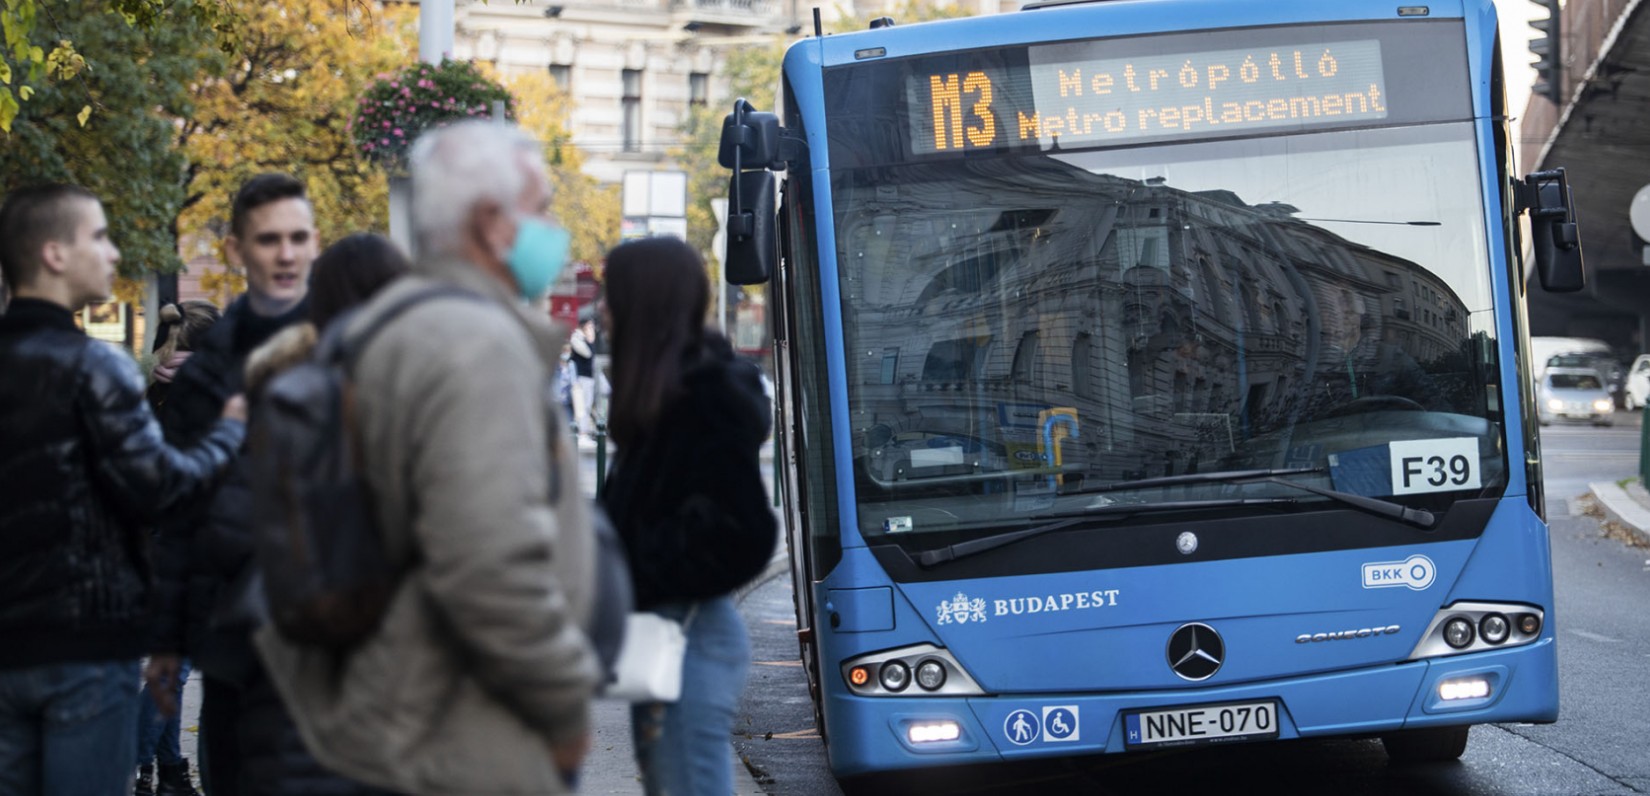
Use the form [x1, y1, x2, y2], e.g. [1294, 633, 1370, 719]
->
[1124, 700, 1279, 749]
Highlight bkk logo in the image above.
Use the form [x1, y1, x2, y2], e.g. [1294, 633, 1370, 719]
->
[1361, 554, 1436, 591]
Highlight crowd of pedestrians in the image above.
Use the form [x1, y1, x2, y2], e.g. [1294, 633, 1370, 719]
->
[0, 119, 776, 796]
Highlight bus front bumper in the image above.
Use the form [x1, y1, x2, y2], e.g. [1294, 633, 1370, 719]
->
[824, 637, 1556, 776]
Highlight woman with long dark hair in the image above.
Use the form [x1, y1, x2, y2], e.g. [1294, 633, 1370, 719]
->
[600, 237, 776, 795]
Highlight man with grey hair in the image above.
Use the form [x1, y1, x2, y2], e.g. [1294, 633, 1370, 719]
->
[256, 120, 599, 794]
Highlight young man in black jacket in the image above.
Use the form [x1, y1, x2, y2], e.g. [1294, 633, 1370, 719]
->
[0, 184, 246, 794]
[143, 174, 375, 795]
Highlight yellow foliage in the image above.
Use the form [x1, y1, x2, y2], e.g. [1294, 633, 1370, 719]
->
[111, 275, 146, 306]
[199, 267, 247, 307]
[176, 1, 415, 252]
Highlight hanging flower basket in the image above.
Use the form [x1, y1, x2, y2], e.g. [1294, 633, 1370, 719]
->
[349, 58, 515, 173]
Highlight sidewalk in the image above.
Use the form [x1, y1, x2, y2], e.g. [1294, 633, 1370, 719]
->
[1586, 477, 1650, 546]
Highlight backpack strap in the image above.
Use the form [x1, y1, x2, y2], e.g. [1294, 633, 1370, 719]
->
[320, 283, 488, 370]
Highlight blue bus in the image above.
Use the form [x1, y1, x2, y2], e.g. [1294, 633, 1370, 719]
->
[715, 0, 1586, 782]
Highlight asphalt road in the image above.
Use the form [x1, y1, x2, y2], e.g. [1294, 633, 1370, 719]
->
[732, 410, 1650, 795]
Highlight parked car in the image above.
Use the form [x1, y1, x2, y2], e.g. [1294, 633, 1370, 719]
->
[1537, 367, 1615, 426]
[1626, 355, 1650, 410]
[1545, 352, 1626, 408]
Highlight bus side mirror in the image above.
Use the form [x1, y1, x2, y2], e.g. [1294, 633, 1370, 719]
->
[1520, 168, 1585, 293]
[720, 98, 782, 285]
[719, 109, 781, 171]
[725, 170, 776, 285]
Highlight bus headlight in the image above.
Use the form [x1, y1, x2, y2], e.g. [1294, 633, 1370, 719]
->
[1443, 617, 1475, 649]
[1438, 676, 1491, 701]
[916, 659, 948, 691]
[906, 720, 962, 743]
[842, 644, 984, 697]
[1409, 602, 1545, 660]
[880, 661, 911, 692]
[1479, 613, 1510, 645]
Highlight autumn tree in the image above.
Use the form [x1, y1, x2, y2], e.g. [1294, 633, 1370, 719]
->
[0, 0, 217, 293]
[0, 0, 230, 133]
[178, 0, 417, 299]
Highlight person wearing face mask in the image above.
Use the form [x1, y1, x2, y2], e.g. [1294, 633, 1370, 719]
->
[254, 120, 599, 796]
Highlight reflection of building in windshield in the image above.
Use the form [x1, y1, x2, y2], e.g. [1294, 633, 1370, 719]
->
[843, 166, 1477, 487]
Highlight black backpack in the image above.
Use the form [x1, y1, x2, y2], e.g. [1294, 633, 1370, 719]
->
[247, 285, 476, 649]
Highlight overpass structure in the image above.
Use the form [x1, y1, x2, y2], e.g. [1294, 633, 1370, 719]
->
[1518, 0, 1650, 357]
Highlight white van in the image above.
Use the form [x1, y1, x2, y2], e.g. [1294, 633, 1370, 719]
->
[1626, 354, 1650, 410]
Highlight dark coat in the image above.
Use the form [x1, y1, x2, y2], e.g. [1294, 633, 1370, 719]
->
[0, 298, 242, 669]
[601, 334, 777, 610]
[149, 295, 308, 681]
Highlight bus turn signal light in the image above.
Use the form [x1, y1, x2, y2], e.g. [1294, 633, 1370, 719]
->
[849, 666, 871, 687]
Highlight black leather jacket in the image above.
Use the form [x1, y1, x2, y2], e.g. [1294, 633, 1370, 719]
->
[0, 298, 243, 669]
[149, 295, 307, 681]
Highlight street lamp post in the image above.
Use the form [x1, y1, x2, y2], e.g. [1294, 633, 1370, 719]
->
[392, 0, 457, 257]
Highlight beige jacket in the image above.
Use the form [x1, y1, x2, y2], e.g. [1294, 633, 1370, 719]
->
[255, 257, 599, 795]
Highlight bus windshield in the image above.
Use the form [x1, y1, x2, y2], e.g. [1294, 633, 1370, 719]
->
[825, 24, 1507, 545]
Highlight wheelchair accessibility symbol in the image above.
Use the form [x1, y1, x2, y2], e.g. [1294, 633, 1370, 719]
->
[1042, 705, 1079, 742]
[1003, 709, 1040, 745]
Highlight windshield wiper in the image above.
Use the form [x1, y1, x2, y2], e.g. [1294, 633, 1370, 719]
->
[1254, 476, 1435, 529]
[1066, 467, 1435, 529]
[916, 470, 1439, 568]
[916, 497, 1302, 567]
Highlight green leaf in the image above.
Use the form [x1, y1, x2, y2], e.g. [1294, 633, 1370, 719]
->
[16, 82, 27, 99]
[76, 103, 89, 126]
[0, 59, 9, 84]
[0, 89, 17, 132]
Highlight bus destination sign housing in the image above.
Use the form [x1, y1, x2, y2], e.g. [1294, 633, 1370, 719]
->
[907, 38, 1391, 155]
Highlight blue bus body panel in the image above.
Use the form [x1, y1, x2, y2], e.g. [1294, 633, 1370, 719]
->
[817, 497, 1559, 774]
[818, 497, 1556, 691]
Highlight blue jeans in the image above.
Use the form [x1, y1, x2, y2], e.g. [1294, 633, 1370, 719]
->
[135, 658, 191, 767]
[631, 596, 751, 796]
[0, 659, 141, 795]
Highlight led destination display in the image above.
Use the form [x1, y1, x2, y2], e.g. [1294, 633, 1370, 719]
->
[910, 39, 1388, 154]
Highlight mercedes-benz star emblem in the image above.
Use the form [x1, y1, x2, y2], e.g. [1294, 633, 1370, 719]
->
[1167, 622, 1224, 681]
[1176, 531, 1198, 555]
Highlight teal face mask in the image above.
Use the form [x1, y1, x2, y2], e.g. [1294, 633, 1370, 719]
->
[505, 216, 572, 301]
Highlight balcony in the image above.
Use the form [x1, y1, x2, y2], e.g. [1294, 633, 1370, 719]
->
[671, 0, 782, 28]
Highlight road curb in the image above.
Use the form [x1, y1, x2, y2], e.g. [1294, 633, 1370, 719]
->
[1587, 480, 1650, 546]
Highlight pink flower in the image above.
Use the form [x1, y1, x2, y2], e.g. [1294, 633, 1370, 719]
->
[380, 137, 390, 145]
[382, 120, 391, 128]
[393, 128, 404, 137]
